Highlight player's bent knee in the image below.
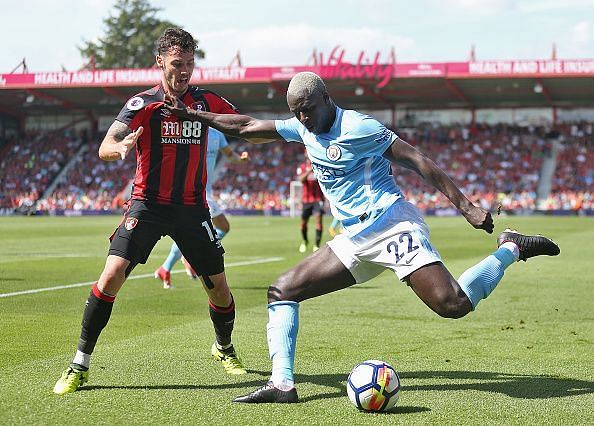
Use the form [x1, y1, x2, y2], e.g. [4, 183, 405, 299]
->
[98, 269, 126, 294]
[208, 285, 229, 300]
[267, 270, 301, 303]
[434, 297, 471, 319]
[102, 266, 126, 281]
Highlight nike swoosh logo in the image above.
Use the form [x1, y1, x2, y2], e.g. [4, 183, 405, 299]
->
[404, 253, 419, 265]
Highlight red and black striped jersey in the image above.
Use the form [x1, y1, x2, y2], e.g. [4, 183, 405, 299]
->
[116, 84, 238, 207]
[297, 162, 324, 203]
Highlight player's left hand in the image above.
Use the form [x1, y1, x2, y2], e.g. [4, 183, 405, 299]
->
[118, 126, 143, 160]
[463, 205, 494, 234]
[163, 93, 195, 120]
[240, 151, 249, 161]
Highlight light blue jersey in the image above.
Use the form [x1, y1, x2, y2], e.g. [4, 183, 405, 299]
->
[276, 107, 403, 234]
[205, 127, 229, 192]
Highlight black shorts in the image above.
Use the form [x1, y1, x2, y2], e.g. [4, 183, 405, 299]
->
[109, 200, 225, 276]
[301, 201, 325, 220]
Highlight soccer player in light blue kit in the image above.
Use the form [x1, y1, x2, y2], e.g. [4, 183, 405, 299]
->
[164, 72, 560, 403]
[154, 127, 248, 288]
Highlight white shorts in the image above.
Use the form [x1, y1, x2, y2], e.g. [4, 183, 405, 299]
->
[207, 193, 224, 218]
[327, 200, 442, 283]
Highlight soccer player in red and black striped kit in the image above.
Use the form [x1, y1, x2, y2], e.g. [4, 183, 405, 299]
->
[54, 28, 246, 395]
[297, 156, 325, 253]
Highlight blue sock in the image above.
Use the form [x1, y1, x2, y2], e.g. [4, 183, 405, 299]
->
[267, 301, 299, 387]
[458, 247, 516, 309]
[215, 228, 226, 240]
[163, 242, 182, 271]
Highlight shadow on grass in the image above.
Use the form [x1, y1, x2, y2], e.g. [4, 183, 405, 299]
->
[400, 370, 594, 399]
[289, 369, 593, 405]
[80, 369, 592, 409]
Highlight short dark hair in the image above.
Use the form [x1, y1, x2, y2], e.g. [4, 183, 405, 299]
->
[156, 28, 196, 55]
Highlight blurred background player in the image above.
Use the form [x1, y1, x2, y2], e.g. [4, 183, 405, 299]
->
[53, 28, 247, 396]
[154, 127, 248, 288]
[297, 156, 325, 253]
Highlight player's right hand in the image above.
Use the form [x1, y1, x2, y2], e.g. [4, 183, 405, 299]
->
[463, 205, 494, 234]
[119, 127, 143, 160]
[163, 93, 195, 120]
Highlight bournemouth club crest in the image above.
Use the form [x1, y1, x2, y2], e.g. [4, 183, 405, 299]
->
[191, 101, 206, 111]
[124, 217, 138, 231]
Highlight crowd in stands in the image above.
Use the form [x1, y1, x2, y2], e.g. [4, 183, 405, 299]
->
[213, 140, 303, 211]
[0, 130, 84, 213]
[394, 122, 551, 212]
[0, 121, 591, 215]
[543, 122, 594, 211]
[36, 136, 135, 212]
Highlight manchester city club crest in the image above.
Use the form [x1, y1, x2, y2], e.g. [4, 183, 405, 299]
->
[126, 96, 144, 111]
[326, 144, 342, 161]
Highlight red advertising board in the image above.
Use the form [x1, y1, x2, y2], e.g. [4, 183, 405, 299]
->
[1, 57, 592, 90]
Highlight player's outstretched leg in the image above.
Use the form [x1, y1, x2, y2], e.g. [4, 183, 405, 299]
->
[456, 229, 559, 309]
[497, 228, 560, 261]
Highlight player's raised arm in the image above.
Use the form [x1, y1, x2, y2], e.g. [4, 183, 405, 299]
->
[164, 93, 279, 144]
[384, 138, 494, 234]
[98, 121, 143, 161]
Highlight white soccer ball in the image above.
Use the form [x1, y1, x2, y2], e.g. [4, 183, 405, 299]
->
[346, 359, 401, 412]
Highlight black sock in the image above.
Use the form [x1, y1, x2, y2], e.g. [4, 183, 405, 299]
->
[301, 226, 308, 243]
[209, 297, 235, 348]
[315, 228, 322, 246]
[77, 283, 115, 356]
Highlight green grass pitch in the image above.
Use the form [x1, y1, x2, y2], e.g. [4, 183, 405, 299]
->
[0, 214, 592, 424]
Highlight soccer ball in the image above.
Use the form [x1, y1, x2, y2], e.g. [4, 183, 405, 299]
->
[346, 360, 401, 412]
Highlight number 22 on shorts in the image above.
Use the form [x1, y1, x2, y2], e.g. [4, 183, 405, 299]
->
[386, 231, 419, 263]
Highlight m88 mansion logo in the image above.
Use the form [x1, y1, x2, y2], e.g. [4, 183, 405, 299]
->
[161, 118, 203, 145]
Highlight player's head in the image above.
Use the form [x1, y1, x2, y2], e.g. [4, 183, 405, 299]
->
[287, 72, 335, 135]
[155, 28, 196, 96]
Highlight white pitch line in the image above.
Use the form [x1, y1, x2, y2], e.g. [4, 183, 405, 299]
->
[0, 257, 284, 299]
